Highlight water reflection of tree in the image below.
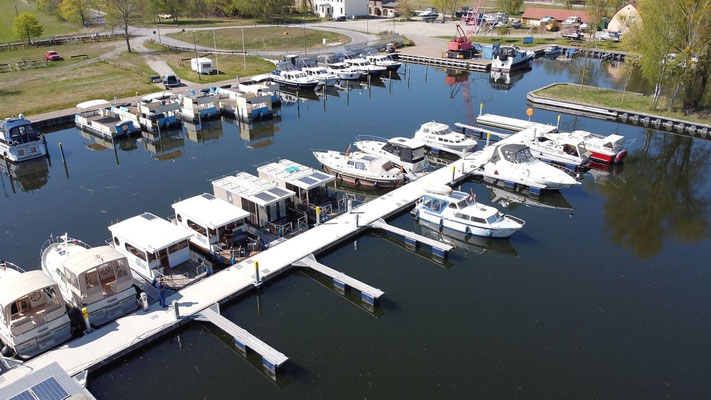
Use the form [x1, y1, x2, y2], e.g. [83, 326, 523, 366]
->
[598, 130, 711, 257]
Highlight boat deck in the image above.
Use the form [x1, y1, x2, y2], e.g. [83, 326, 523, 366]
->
[0, 157, 481, 387]
[88, 115, 120, 125]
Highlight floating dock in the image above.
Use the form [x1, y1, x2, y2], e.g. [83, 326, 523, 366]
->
[0, 158, 477, 388]
[396, 53, 491, 71]
[474, 113, 559, 133]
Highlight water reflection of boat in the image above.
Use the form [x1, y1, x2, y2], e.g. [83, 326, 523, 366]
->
[415, 219, 519, 256]
[223, 117, 279, 149]
[277, 89, 319, 103]
[142, 131, 185, 160]
[0, 155, 50, 192]
[328, 182, 392, 204]
[586, 161, 624, 185]
[79, 130, 137, 152]
[477, 178, 574, 211]
[182, 119, 223, 143]
[316, 86, 341, 98]
[489, 68, 529, 91]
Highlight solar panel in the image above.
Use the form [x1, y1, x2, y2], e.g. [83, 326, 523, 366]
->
[254, 192, 275, 202]
[9, 391, 35, 400]
[31, 377, 69, 400]
[269, 187, 290, 197]
[201, 193, 215, 200]
[360, 155, 376, 162]
[141, 213, 156, 220]
[311, 172, 331, 181]
[298, 176, 317, 185]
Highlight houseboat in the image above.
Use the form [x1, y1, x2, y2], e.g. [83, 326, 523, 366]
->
[0, 115, 47, 162]
[108, 212, 212, 289]
[257, 158, 337, 221]
[135, 92, 182, 132]
[212, 172, 301, 237]
[172, 193, 264, 263]
[0, 264, 73, 359]
[40, 234, 138, 327]
[313, 148, 405, 188]
[75, 100, 141, 139]
[413, 122, 478, 154]
[237, 79, 281, 106]
[178, 90, 220, 123]
[413, 187, 525, 238]
[216, 87, 276, 122]
[354, 136, 428, 177]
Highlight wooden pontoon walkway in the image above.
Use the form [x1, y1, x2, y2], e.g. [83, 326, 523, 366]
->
[0, 159, 480, 387]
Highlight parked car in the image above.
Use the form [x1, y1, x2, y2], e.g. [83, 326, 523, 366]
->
[333, 15, 346, 22]
[511, 19, 522, 29]
[539, 16, 555, 25]
[562, 16, 582, 25]
[455, 7, 472, 19]
[162, 74, 181, 88]
[45, 50, 61, 61]
[599, 30, 620, 42]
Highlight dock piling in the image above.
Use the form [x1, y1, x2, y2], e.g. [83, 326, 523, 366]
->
[139, 292, 149, 311]
[254, 260, 261, 285]
[81, 307, 93, 334]
[407, 67, 411, 88]
[556, 115, 561, 130]
[173, 300, 180, 319]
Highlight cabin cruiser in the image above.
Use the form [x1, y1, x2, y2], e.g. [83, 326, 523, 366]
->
[491, 46, 534, 72]
[544, 45, 562, 56]
[0, 263, 73, 359]
[270, 69, 319, 90]
[0, 115, 47, 162]
[418, 7, 438, 18]
[296, 58, 339, 86]
[548, 130, 628, 163]
[521, 130, 591, 167]
[364, 53, 402, 72]
[313, 148, 405, 188]
[75, 100, 141, 138]
[354, 136, 428, 177]
[41, 234, 138, 327]
[475, 143, 580, 190]
[413, 186, 524, 238]
[344, 58, 387, 76]
[414, 122, 478, 154]
[318, 54, 363, 80]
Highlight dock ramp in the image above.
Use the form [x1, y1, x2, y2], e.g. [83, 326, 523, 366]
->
[370, 218, 453, 257]
[197, 305, 288, 374]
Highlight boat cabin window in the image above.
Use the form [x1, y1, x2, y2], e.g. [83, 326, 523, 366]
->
[562, 144, 578, 156]
[486, 213, 502, 224]
[168, 240, 189, 254]
[457, 199, 470, 208]
[422, 197, 448, 212]
[455, 212, 466, 219]
[8, 124, 41, 143]
[470, 216, 486, 224]
[355, 162, 366, 170]
[448, 203, 458, 209]
[125, 242, 147, 261]
[433, 127, 453, 135]
[503, 147, 535, 164]
[347, 160, 354, 166]
[381, 161, 395, 171]
[147, 251, 157, 263]
[187, 219, 207, 236]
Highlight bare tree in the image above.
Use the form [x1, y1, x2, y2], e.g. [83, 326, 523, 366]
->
[104, 0, 142, 52]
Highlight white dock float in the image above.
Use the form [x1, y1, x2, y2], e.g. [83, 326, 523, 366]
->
[196, 305, 288, 374]
[370, 218, 454, 258]
[475, 113, 558, 133]
[0, 157, 481, 389]
[293, 254, 385, 306]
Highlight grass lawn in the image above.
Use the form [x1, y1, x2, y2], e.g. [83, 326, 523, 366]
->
[0, 0, 84, 43]
[167, 27, 350, 52]
[140, 14, 323, 28]
[0, 40, 112, 65]
[143, 40, 276, 83]
[534, 83, 711, 126]
[436, 35, 623, 50]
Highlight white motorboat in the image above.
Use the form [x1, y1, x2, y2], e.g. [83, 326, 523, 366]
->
[365, 53, 402, 72]
[491, 46, 534, 72]
[522, 130, 591, 166]
[313, 148, 405, 188]
[476, 143, 580, 190]
[270, 69, 319, 90]
[548, 130, 628, 163]
[418, 7, 439, 18]
[413, 121, 478, 154]
[0, 263, 73, 359]
[343, 57, 387, 76]
[318, 54, 363, 80]
[41, 234, 138, 328]
[413, 186, 525, 238]
[301, 66, 339, 86]
[543, 45, 562, 56]
[75, 100, 141, 139]
[0, 115, 47, 162]
[354, 136, 428, 177]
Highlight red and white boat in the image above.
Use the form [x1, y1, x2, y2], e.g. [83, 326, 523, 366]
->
[545, 130, 627, 164]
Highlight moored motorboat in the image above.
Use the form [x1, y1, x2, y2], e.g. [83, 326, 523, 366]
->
[521, 130, 591, 167]
[544, 45, 562, 56]
[313, 148, 405, 188]
[41, 234, 138, 328]
[413, 186, 524, 238]
[270, 69, 319, 90]
[549, 130, 627, 163]
[354, 135, 428, 177]
[491, 45, 534, 72]
[413, 121, 478, 154]
[0, 264, 73, 359]
[364, 53, 402, 72]
[0, 115, 47, 163]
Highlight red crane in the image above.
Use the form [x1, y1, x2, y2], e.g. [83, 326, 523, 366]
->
[445, 25, 474, 59]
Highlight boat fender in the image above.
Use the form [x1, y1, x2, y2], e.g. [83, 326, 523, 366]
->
[465, 226, 472, 236]
[1, 344, 15, 358]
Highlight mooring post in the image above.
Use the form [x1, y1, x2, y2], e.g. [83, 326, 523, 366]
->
[58, 142, 66, 164]
[254, 260, 260, 285]
[315, 206, 321, 225]
[556, 115, 561, 131]
[172, 300, 180, 319]
[479, 102, 483, 117]
[42, 134, 49, 157]
[347, 199, 352, 213]
[451, 165, 455, 185]
[140, 292, 149, 311]
[425, 65, 428, 83]
[407, 66, 411, 88]
[82, 307, 93, 334]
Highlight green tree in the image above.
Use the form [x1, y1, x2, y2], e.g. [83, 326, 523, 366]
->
[59, 0, 94, 26]
[496, 0, 523, 15]
[585, 0, 611, 36]
[397, 0, 415, 18]
[13, 12, 44, 43]
[563, 0, 575, 9]
[104, 0, 142, 52]
[431, 0, 465, 21]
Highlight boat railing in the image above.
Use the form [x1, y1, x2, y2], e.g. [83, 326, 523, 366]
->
[39, 234, 91, 260]
[336, 196, 348, 213]
[355, 135, 388, 143]
[0, 261, 25, 273]
[266, 221, 293, 237]
[504, 214, 526, 226]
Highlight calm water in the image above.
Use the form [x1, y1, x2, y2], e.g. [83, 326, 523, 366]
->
[2, 59, 710, 399]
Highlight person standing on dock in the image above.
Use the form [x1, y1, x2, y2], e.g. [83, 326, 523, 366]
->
[154, 278, 167, 308]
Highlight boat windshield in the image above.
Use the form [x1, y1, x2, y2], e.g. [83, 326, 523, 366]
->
[6, 124, 41, 143]
[433, 127, 453, 135]
[503, 147, 536, 164]
[486, 212, 502, 224]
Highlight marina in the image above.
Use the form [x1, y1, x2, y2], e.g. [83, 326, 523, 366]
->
[1, 58, 710, 400]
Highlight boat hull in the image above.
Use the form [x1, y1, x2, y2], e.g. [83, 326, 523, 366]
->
[416, 209, 519, 238]
[0, 141, 47, 163]
[324, 165, 403, 188]
[590, 149, 627, 164]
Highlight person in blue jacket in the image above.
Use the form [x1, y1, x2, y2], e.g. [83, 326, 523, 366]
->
[154, 277, 167, 308]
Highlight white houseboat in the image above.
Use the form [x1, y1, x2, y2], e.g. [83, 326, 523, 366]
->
[414, 187, 525, 238]
[172, 193, 260, 263]
[212, 172, 297, 235]
[414, 122, 478, 154]
[0, 115, 47, 163]
[40, 235, 137, 327]
[237, 79, 281, 106]
[178, 90, 220, 123]
[75, 100, 141, 138]
[108, 212, 210, 289]
[216, 87, 275, 122]
[313, 148, 405, 188]
[354, 136, 428, 177]
[0, 265, 73, 359]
